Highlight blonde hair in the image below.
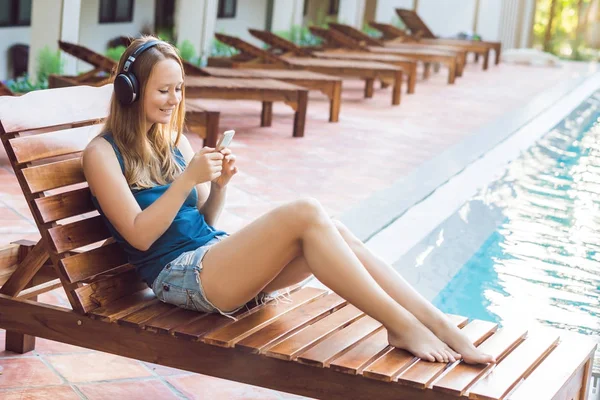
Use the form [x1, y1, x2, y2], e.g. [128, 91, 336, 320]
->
[101, 36, 186, 189]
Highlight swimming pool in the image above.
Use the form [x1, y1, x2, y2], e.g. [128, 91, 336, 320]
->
[433, 91, 600, 370]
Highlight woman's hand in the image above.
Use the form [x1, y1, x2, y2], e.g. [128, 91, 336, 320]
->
[212, 147, 238, 189]
[183, 147, 224, 185]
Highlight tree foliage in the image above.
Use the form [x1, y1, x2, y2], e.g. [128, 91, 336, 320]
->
[533, 0, 599, 60]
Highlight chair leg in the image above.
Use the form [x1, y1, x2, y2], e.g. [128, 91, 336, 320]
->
[482, 50, 490, 70]
[204, 111, 220, 148]
[391, 71, 402, 106]
[293, 91, 308, 138]
[364, 79, 374, 98]
[329, 81, 342, 123]
[423, 63, 431, 79]
[474, 53, 480, 62]
[5, 295, 36, 353]
[6, 331, 36, 354]
[261, 102, 273, 127]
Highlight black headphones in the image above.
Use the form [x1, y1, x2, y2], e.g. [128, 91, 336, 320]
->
[114, 40, 161, 105]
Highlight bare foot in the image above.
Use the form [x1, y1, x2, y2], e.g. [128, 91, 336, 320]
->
[388, 321, 460, 363]
[434, 321, 496, 365]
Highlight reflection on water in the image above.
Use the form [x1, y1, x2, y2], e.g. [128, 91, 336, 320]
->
[434, 92, 600, 367]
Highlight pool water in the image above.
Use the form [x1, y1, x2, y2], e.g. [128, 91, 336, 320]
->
[433, 92, 600, 366]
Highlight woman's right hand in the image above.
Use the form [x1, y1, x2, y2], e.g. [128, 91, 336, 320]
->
[183, 147, 224, 185]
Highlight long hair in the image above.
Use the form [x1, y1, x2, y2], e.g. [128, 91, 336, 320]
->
[101, 36, 186, 189]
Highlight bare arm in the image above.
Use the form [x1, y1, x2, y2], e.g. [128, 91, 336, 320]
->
[83, 138, 221, 251]
[176, 134, 226, 226]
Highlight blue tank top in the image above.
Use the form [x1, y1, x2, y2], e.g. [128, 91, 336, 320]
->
[91, 133, 226, 286]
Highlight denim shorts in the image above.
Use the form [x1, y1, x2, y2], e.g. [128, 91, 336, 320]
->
[151, 235, 243, 317]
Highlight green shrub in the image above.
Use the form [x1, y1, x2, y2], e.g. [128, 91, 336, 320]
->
[210, 37, 239, 57]
[177, 39, 196, 62]
[6, 74, 46, 93]
[36, 46, 64, 84]
[105, 45, 127, 61]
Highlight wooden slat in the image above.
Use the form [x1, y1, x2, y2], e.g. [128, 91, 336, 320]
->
[265, 304, 364, 361]
[59, 242, 128, 283]
[144, 307, 207, 334]
[329, 328, 390, 375]
[361, 346, 416, 382]
[0, 84, 111, 134]
[118, 300, 177, 328]
[22, 157, 85, 194]
[396, 320, 498, 389]
[35, 187, 95, 224]
[9, 124, 101, 164]
[468, 332, 560, 400]
[433, 327, 528, 396]
[17, 279, 62, 299]
[236, 294, 347, 354]
[361, 315, 469, 382]
[47, 215, 111, 254]
[203, 287, 326, 347]
[73, 269, 147, 314]
[90, 288, 157, 322]
[508, 338, 596, 400]
[296, 315, 382, 367]
[0, 244, 20, 270]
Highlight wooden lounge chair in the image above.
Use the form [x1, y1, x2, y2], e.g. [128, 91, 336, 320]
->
[328, 22, 469, 76]
[395, 8, 502, 66]
[247, 28, 418, 95]
[0, 85, 597, 400]
[56, 40, 309, 139]
[368, 22, 493, 71]
[213, 33, 404, 106]
[182, 61, 342, 123]
[308, 26, 459, 85]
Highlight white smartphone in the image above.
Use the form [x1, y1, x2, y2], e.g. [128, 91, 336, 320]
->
[216, 130, 235, 149]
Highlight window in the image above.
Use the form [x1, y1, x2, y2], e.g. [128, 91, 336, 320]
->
[0, 0, 32, 27]
[328, 0, 339, 16]
[217, 0, 236, 19]
[99, 0, 134, 24]
[303, 0, 308, 16]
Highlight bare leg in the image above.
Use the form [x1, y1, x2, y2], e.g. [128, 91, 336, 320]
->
[261, 219, 494, 364]
[201, 199, 455, 362]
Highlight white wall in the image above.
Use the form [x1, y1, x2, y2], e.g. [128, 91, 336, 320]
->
[78, 0, 155, 70]
[214, 0, 268, 47]
[0, 27, 30, 81]
[417, 0, 477, 37]
[271, 0, 303, 33]
[373, 0, 414, 24]
[476, 0, 502, 42]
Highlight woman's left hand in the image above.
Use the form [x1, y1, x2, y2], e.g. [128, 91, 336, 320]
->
[211, 147, 238, 189]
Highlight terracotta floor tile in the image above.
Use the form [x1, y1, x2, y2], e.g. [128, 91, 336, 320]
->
[168, 374, 283, 400]
[77, 379, 179, 400]
[141, 361, 192, 377]
[34, 337, 91, 355]
[45, 353, 152, 383]
[0, 385, 81, 399]
[0, 358, 63, 388]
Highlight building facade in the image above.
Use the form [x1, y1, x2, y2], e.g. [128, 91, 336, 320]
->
[0, 0, 536, 82]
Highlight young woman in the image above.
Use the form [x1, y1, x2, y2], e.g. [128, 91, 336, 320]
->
[83, 36, 494, 365]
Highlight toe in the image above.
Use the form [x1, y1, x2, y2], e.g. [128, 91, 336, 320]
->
[432, 351, 444, 363]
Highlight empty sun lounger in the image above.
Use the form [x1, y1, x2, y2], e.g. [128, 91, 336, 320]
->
[183, 61, 343, 123]
[394, 8, 502, 66]
[212, 33, 404, 106]
[56, 40, 309, 139]
[247, 28, 418, 95]
[0, 84, 596, 400]
[308, 26, 460, 85]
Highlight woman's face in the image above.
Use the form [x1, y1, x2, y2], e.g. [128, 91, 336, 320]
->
[143, 58, 183, 128]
